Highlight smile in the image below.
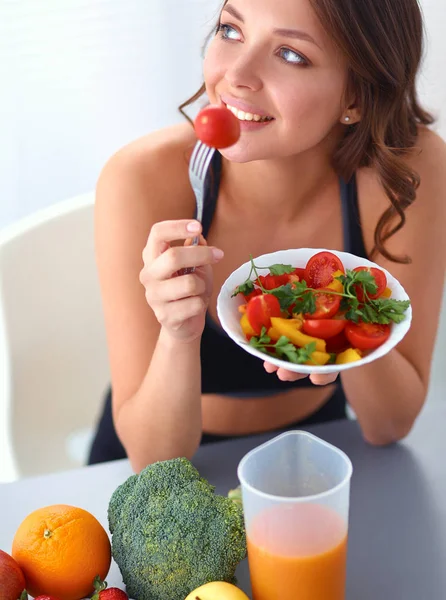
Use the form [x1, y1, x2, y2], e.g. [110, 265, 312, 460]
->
[225, 103, 274, 123]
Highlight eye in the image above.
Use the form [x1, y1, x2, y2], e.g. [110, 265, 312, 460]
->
[217, 23, 241, 42]
[278, 48, 310, 67]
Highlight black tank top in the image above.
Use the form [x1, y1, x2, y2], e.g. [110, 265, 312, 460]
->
[199, 151, 367, 396]
[88, 151, 368, 464]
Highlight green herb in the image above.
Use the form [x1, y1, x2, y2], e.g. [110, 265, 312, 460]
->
[233, 258, 410, 325]
[340, 269, 378, 298]
[268, 264, 295, 276]
[232, 280, 255, 297]
[339, 269, 410, 324]
[249, 328, 317, 364]
[367, 297, 411, 324]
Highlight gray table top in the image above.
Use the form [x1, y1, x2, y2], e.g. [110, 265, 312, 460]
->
[1, 403, 446, 599]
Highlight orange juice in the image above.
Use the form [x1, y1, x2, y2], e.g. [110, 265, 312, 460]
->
[247, 503, 348, 600]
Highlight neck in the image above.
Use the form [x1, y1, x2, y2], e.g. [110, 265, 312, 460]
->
[221, 142, 340, 222]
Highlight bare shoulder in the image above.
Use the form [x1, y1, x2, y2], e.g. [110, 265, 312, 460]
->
[357, 126, 446, 256]
[96, 121, 197, 223]
[356, 126, 446, 387]
[405, 126, 446, 198]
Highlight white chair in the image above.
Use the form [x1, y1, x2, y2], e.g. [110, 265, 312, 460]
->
[0, 193, 110, 482]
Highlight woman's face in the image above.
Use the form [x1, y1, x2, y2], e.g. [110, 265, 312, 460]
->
[203, 0, 350, 163]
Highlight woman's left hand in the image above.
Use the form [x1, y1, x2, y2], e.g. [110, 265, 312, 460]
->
[264, 361, 340, 386]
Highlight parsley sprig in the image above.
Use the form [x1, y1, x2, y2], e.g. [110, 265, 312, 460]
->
[233, 257, 410, 325]
[249, 328, 318, 364]
[338, 270, 410, 324]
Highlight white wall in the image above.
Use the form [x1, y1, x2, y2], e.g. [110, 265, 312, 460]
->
[0, 0, 445, 227]
[0, 0, 221, 226]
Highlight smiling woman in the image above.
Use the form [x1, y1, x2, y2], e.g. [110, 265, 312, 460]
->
[89, 0, 446, 471]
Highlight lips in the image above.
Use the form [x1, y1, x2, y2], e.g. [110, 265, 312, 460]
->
[220, 94, 274, 120]
[225, 103, 274, 123]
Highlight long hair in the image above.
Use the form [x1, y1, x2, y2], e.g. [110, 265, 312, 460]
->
[179, 0, 434, 262]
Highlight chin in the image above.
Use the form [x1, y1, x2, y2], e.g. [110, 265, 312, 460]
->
[219, 142, 273, 163]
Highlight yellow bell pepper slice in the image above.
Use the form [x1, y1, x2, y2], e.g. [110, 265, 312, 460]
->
[270, 317, 326, 352]
[267, 326, 281, 342]
[240, 313, 256, 338]
[326, 269, 344, 294]
[305, 351, 331, 366]
[380, 287, 392, 299]
[268, 318, 302, 342]
[335, 348, 363, 364]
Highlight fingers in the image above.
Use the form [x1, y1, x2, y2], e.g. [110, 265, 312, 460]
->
[276, 369, 308, 382]
[155, 296, 207, 330]
[147, 274, 207, 304]
[184, 233, 207, 247]
[263, 362, 308, 382]
[310, 372, 340, 386]
[148, 245, 223, 280]
[264, 362, 340, 385]
[145, 220, 203, 261]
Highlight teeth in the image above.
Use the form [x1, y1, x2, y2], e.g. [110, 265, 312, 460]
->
[226, 104, 272, 122]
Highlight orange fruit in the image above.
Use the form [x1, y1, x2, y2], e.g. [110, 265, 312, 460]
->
[12, 505, 111, 600]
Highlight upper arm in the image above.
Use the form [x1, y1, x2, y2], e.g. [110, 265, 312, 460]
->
[359, 128, 446, 388]
[94, 126, 195, 414]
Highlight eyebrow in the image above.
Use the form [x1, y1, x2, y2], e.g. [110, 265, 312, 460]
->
[222, 4, 322, 49]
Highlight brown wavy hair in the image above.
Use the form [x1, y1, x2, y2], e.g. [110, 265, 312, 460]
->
[179, 0, 434, 263]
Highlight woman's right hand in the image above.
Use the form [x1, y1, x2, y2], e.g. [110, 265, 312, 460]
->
[140, 219, 224, 343]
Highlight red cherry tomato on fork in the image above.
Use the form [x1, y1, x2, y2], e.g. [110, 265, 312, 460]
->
[194, 106, 241, 149]
[305, 251, 345, 289]
[246, 294, 282, 335]
[353, 266, 387, 301]
[345, 321, 391, 350]
[305, 289, 341, 320]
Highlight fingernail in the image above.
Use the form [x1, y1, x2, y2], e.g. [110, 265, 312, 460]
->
[187, 221, 201, 232]
[212, 248, 224, 260]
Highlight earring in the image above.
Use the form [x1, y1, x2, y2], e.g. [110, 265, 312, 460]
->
[344, 116, 351, 123]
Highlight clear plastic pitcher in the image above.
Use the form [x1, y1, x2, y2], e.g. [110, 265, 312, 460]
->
[238, 430, 353, 600]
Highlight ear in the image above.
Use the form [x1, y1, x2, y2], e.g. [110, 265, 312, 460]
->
[340, 104, 361, 126]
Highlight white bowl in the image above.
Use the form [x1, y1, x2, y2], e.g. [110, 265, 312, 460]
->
[216, 248, 412, 374]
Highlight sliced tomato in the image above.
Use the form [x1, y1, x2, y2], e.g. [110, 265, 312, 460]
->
[326, 330, 350, 353]
[258, 273, 290, 290]
[302, 319, 346, 340]
[345, 321, 391, 350]
[305, 251, 345, 289]
[194, 106, 241, 149]
[246, 293, 282, 335]
[243, 288, 262, 302]
[259, 267, 307, 290]
[305, 289, 341, 320]
[353, 266, 387, 301]
[290, 267, 307, 283]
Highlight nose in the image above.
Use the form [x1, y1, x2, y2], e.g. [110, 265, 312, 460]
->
[225, 49, 263, 92]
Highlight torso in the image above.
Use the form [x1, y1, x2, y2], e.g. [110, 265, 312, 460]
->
[202, 158, 346, 434]
[134, 123, 380, 436]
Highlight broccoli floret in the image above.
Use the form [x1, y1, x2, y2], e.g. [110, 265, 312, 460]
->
[228, 485, 243, 508]
[108, 457, 247, 600]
